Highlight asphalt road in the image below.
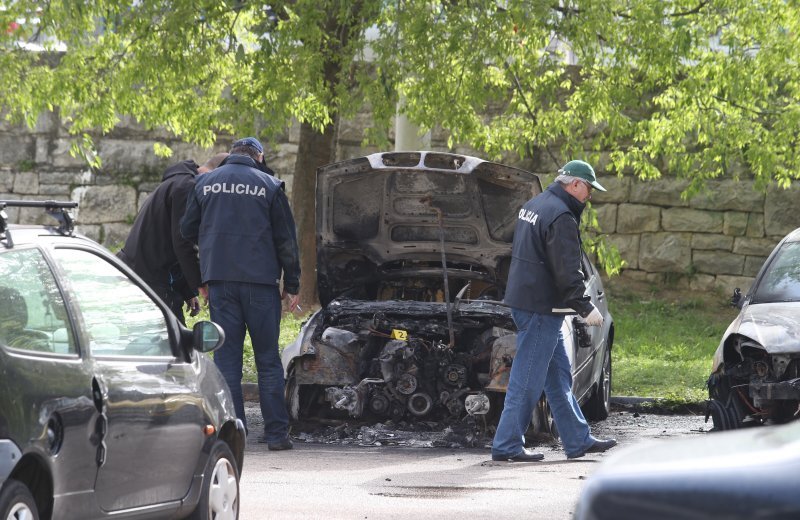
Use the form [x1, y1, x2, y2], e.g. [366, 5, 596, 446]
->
[239, 405, 710, 519]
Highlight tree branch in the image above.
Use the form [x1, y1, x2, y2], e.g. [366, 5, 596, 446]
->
[710, 94, 785, 117]
[505, 62, 560, 165]
[551, 1, 708, 20]
[670, 1, 709, 17]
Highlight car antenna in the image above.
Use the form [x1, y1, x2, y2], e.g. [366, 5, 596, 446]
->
[421, 195, 455, 348]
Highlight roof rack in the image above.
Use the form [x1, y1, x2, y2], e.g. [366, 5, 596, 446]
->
[0, 200, 79, 248]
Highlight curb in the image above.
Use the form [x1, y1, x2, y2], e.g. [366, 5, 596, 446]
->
[610, 396, 655, 405]
[611, 395, 706, 415]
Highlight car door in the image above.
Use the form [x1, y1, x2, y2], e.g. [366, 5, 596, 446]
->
[571, 253, 606, 398]
[0, 247, 100, 511]
[50, 247, 206, 512]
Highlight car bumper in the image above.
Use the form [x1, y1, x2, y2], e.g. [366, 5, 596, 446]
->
[750, 378, 800, 401]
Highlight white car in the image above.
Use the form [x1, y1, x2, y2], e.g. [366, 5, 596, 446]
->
[707, 227, 800, 430]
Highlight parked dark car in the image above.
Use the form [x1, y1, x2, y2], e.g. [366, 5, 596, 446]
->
[0, 200, 245, 520]
[280, 151, 613, 433]
[707, 227, 800, 430]
[573, 420, 800, 520]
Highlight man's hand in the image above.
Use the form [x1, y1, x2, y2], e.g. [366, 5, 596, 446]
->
[198, 285, 209, 304]
[584, 305, 604, 327]
[281, 290, 301, 312]
[187, 297, 201, 317]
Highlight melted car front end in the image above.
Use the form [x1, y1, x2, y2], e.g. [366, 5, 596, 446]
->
[707, 229, 800, 430]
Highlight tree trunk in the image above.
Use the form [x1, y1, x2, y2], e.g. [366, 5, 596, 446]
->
[290, 119, 337, 308]
[287, 3, 361, 308]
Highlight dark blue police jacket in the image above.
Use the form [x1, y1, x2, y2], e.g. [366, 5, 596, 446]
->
[180, 154, 301, 293]
[503, 182, 592, 317]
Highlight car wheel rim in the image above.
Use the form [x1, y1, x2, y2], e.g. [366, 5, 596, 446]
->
[208, 457, 238, 520]
[8, 503, 34, 520]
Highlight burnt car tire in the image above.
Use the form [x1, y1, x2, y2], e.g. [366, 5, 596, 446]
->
[0, 479, 39, 520]
[583, 347, 612, 421]
[706, 373, 747, 431]
[530, 397, 559, 439]
[189, 441, 240, 520]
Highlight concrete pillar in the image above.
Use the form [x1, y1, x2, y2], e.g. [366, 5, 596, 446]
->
[395, 95, 431, 151]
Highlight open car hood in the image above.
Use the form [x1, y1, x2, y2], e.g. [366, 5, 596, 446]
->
[316, 152, 541, 305]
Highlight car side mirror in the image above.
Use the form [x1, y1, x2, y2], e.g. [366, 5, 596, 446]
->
[730, 288, 743, 309]
[192, 321, 225, 353]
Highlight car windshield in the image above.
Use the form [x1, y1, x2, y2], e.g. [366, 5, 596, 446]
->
[752, 241, 800, 303]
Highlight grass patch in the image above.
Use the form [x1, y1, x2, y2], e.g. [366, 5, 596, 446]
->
[186, 305, 307, 384]
[607, 280, 739, 404]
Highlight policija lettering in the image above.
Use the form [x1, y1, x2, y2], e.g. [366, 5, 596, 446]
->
[202, 183, 267, 198]
[518, 208, 539, 225]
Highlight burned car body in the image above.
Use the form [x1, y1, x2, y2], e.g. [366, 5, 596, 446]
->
[281, 152, 614, 431]
[707, 227, 800, 430]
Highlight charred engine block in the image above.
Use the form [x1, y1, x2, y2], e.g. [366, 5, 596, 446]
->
[320, 324, 496, 422]
[300, 297, 517, 423]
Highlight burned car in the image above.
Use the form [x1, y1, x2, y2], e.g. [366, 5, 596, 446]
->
[707, 227, 800, 430]
[281, 151, 614, 433]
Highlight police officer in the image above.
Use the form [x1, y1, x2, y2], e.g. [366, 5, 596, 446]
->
[181, 137, 300, 450]
[118, 153, 228, 324]
[492, 160, 616, 462]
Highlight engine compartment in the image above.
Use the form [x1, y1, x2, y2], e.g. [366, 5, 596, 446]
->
[289, 297, 517, 424]
[707, 335, 800, 430]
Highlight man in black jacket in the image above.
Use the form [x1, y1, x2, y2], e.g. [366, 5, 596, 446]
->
[118, 153, 228, 324]
[492, 160, 617, 462]
[181, 137, 300, 450]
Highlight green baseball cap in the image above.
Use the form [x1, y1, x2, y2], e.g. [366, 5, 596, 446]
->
[558, 160, 606, 192]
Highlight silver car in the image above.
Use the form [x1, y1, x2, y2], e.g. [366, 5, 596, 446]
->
[282, 151, 613, 432]
[707, 226, 800, 430]
[573, 420, 800, 520]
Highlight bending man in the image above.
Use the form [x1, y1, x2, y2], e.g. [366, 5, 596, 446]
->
[118, 152, 228, 324]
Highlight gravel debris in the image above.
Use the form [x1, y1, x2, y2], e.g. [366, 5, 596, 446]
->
[245, 402, 711, 449]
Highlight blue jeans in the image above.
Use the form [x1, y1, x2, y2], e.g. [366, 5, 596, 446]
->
[209, 281, 289, 442]
[492, 309, 594, 458]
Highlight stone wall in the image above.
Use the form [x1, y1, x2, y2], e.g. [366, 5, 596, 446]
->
[2, 112, 798, 295]
[0, 112, 297, 246]
[590, 176, 799, 293]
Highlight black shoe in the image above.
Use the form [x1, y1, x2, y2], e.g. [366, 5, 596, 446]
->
[567, 438, 617, 459]
[268, 438, 293, 451]
[491, 448, 544, 462]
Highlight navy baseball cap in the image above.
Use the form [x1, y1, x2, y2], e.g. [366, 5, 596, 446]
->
[231, 137, 264, 154]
